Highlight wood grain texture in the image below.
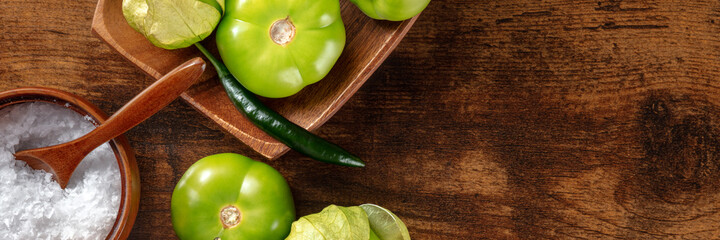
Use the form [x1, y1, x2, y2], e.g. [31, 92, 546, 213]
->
[3, 0, 720, 239]
[91, 0, 417, 159]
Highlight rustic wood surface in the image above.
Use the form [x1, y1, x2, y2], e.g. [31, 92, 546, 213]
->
[2, 0, 720, 239]
[91, 0, 418, 160]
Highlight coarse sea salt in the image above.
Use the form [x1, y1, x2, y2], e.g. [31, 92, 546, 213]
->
[0, 102, 120, 239]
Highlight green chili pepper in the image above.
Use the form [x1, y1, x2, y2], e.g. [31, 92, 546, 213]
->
[195, 43, 365, 168]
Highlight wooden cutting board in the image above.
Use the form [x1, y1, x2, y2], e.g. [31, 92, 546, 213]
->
[91, 0, 417, 159]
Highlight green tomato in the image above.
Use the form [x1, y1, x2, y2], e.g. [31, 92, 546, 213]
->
[171, 153, 295, 240]
[216, 0, 346, 98]
[350, 0, 430, 21]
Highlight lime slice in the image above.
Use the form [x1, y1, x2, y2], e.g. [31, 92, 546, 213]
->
[360, 204, 411, 240]
[370, 228, 381, 240]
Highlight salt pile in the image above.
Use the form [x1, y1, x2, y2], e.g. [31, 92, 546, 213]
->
[0, 102, 120, 239]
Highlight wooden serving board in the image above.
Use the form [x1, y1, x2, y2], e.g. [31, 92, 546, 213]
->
[91, 0, 417, 159]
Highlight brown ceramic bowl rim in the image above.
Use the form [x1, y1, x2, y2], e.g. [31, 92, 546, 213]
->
[0, 87, 140, 239]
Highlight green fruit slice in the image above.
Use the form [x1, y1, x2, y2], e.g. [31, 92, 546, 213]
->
[360, 204, 411, 240]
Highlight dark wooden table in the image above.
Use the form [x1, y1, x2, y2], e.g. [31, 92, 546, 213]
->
[3, 0, 720, 239]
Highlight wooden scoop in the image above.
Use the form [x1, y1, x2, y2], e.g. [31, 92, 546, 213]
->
[14, 57, 206, 189]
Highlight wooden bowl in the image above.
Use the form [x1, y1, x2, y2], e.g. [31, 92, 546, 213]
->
[91, 0, 418, 159]
[0, 87, 140, 240]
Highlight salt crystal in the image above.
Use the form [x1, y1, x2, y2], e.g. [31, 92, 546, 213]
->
[0, 102, 120, 239]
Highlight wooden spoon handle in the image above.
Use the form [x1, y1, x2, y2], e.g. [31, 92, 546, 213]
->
[76, 57, 206, 154]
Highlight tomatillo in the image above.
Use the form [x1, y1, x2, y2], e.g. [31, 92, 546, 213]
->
[216, 0, 346, 98]
[350, 0, 431, 21]
[171, 153, 295, 240]
[122, 0, 224, 49]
